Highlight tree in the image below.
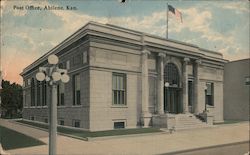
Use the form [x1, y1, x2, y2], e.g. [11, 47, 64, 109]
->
[0, 79, 23, 118]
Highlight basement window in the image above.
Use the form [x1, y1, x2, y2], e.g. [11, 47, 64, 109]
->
[114, 122, 125, 129]
[30, 116, 35, 121]
[59, 120, 64, 126]
[72, 120, 80, 128]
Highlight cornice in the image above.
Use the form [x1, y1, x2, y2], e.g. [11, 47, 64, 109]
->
[21, 21, 226, 76]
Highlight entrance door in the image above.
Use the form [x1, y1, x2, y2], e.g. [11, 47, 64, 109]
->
[164, 87, 181, 114]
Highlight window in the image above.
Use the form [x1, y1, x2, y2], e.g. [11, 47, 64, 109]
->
[57, 83, 65, 106]
[114, 122, 125, 129]
[42, 81, 47, 106]
[73, 74, 81, 105]
[27, 79, 31, 85]
[30, 116, 35, 120]
[205, 82, 214, 106]
[23, 91, 26, 107]
[112, 73, 126, 105]
[72, 120, 80, 128]
[31, 78, 35, 106]
[66, 60, 70, 69]
[59, 62, 67, 69]
[73, 54, 81, 66]
[36, 80, 41, 106]
[83, 51, 87, 63]
[164, 63, 179, 86]
[59, 119, 64, 126]
[245, 76, 250, 85]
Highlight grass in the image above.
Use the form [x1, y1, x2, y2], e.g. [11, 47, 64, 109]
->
[0, 125, 45, 150]
[214, 120, 245, 125]
[16, 120, 162, 139]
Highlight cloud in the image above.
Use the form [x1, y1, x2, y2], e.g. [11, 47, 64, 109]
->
[220, 1, 249, 13]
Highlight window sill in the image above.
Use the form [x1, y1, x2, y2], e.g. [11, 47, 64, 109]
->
[71, 105, 83, 108]
[111, 105, 128, 108]
[57, 106, 66, 108]
[206, 105, 214, 108]
[29, 106, 37, 108]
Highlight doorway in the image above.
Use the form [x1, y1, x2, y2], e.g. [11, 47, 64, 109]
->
[164, 87, 181, 114]
[163, 63, 182, 114]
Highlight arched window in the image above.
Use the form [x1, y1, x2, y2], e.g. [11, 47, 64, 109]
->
[164, 63, 180, 86]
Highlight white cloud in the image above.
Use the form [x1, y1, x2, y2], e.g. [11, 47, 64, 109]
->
[221, 1, 249, 13]
[1, 1, 249, 83]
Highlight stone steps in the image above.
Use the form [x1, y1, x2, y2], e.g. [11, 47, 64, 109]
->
[174, 114, 210, 130]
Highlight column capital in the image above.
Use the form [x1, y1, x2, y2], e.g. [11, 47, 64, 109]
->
[195, 59, 202, 65]
[142, 49, 151, 55]
[158, 52, 166, 58]
[183, 57, 190, 63]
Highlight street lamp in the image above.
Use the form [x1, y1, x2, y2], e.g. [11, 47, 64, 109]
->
[36, 54, 69, 155]
[204, 85, 208, 112]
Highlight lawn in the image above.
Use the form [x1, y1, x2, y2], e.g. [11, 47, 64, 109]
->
[17, 120, 162, 139]
[0, 125, 45, 150]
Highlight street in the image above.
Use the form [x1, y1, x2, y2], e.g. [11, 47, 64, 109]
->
[163, 141, 249, 155]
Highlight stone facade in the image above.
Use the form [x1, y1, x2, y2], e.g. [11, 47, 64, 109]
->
[21, 22, 226, 131]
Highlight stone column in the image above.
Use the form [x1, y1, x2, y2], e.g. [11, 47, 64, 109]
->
[182, 58, 190, 113]
[193, 59, 202, 114]
[157, 53, 166, 115]
[141, 49, 151, 127]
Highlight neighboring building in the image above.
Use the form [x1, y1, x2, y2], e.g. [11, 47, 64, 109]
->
[21, 22, 227, 131]
[224, 59, 250, 121]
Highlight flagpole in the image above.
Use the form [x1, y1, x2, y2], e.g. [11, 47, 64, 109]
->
[166, 3, 169, 39]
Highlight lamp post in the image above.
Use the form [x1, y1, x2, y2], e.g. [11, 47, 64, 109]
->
[204, 85, 207, 112]
[36, 54, 69, 155]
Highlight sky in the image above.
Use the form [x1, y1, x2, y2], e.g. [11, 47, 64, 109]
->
[0, 0, 249, 84]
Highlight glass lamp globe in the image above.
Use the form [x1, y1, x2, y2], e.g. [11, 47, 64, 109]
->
[52, 72, 61, 81]
[48, 54, 59, 65]
[36, 72, 45, 81]
[61, 74, 70, 83]
[164, 82, 170, 87]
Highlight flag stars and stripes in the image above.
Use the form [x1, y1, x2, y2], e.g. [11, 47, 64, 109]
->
[168, 5, 183, 23]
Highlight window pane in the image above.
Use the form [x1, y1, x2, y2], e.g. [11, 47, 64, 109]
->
[61, 83, 65, 93]
[120, 76, 123, 89]
[77, 90, 81, 105]
[114, 91, 117, 104]
[116, 75, 119, 90]
[112, 76, 116, 90]
[206, 83, 212, 95]
[121, 91, 124, 104]
[76, 75, 80, 90]
[61, 94, 64, 105]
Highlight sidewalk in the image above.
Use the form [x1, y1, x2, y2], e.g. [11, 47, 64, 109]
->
[1, 119, 249, 155]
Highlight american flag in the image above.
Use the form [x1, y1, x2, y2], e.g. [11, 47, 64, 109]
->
[168, 5, 183, 23]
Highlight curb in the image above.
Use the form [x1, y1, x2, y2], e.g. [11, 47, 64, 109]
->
[86, 130, 168, 141]
[11, 121, 168, 142]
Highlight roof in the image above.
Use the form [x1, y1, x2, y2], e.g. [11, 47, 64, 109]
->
[20, 21, 226, 76]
